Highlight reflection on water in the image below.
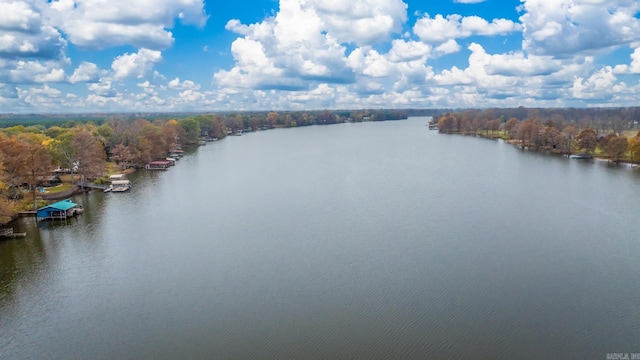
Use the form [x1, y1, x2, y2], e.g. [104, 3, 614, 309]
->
[1, 118, 640, 359]
[1, 218, 46, 304]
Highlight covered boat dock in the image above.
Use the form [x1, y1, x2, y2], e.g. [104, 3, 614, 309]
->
[145, 161, 172, 171]
[37, 199, 82, 221]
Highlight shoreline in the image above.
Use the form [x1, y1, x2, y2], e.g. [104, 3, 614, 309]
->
[2, 167, 139, 226]
[473, 134, 639, 166]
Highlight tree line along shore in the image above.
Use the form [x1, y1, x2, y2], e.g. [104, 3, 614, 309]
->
[4, 107, 640, 226]
[435, 108, 640, 163]
[0, 110, 410, 225]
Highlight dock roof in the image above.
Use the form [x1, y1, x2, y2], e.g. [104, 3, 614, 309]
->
[38, 199, 77, 211]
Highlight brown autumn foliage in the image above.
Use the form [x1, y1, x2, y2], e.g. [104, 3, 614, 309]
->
[435, 109, 639, 161]
[628, 136, 640, 162]
[576, 128, 598, 154]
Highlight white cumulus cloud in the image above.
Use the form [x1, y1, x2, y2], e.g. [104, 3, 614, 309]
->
[414, 13, 521, 43]
[312, 0, 408, 45]
[88, 79, 117, 97]
[520, 0, 640, 56]
[5, 58, 70, 84]
[47, 0, 207, 49]
[216, 0, 360, 90]
[168, 78, 201, 91]
[111, 49, 163, 80]
[572, 66, 622, 100]
[0, 1, 66, 59]
[69, 61, 102, 83]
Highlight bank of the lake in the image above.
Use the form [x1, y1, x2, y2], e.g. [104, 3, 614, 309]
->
[2, 117, 639, 359]
[434, 115, 640, 165]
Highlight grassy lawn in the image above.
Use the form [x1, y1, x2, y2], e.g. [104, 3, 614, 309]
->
[55, 163, 136, 186]
[44, 183, 73, 194]
[105, 162, 123, 174]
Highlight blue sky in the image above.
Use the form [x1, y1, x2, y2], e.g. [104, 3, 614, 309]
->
[1, 0, 640, 113]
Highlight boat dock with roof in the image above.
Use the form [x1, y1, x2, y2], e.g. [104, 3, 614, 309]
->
[37, 199, 83, 221]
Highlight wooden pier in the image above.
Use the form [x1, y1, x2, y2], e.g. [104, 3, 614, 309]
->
[0, 228, 27, 239]
[75, 182, 107, 190]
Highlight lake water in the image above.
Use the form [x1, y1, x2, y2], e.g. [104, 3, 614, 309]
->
[1, 117, 640, 359]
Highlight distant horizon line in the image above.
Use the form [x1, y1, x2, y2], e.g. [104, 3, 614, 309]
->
[0, 108, 446, 117]
[3, 106, 640, 118]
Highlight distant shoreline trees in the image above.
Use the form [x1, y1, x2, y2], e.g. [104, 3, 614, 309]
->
[436, 107, 640, 162]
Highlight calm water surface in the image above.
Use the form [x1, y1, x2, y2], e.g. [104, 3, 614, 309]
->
[1, 117, 639, 359]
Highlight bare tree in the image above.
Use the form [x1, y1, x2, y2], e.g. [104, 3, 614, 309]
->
[609, 114, 630, 135]
[110, 144, 134, 169]
[19, 134, 52, 210]
[502, 118, 519, 138]
[516, 119, 541, 149]
[73, 130, 105, 188]
[603, 135, 628, 162]
[629, 136, 640, 162]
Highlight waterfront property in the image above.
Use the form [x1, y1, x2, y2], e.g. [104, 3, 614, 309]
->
[145, 160, 172, 170]
[169, 148, 184, 159]
[36, 199, 82, 221]
[104, 174, 132, 193]
[111, 180, 132, 192]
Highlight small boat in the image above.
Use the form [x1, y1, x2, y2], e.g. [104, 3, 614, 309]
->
[570, 153, 592, 160]
[103, 185, 113, 193]
[111, 186, 131, 192]
[165, 158, 177, 166]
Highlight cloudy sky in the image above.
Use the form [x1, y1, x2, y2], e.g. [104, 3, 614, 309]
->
[1, 0, 640, 113]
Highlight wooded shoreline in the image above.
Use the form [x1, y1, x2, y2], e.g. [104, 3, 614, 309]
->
[434, 108, 640, 164]
[4, 107, 640, 225]
[0, 110, 411, 225]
